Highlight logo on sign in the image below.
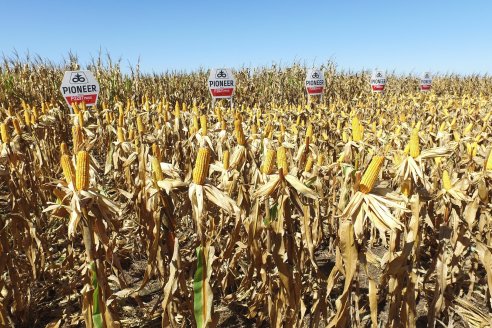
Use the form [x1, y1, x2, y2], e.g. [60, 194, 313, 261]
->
[311, 72, 320, 79]
[216, 70, 227, 79]
[376, 72, 382, 78]
[70, 72, 87, 84]
[424, 73, 430, 79]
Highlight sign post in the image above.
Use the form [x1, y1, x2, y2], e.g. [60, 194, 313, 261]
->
[420, 72, 432, 92]
[305, 69, 325, 102]
[208, 68, 236, 109]
[60, 70, 100, 112]
[370, 70, 386, 93]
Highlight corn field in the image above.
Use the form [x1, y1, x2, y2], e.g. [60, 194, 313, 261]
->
[1, 56, 492, 328]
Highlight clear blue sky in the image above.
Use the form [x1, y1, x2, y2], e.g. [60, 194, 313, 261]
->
[1, 1, 491, 74]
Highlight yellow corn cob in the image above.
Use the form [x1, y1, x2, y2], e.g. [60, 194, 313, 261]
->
[352, 116, 363, 142]
[118, 113, 124, 127]
[128, 127, 134, 140]
[60, 142, 69, 155]
[137, 115, 145, 134]
[317, 154, 324, 166]
[467, 142, 478, 158]
[486, 149, 492, 171]
[192, 147, 211, 185]
[463, 123, 473, 135]
[200, 115, 207, 135]
[76, 151, 90, 191]
[24, 110, 31, 126]
[12, 118, 21, 135]
[304, 155, 313, 173]
[222, 150, 230, 170]
[306, 123, 313, 137]
[151, 156, 164, 181]
[262, 149, 276, 174]
[409, 129, 420, 158]
[72, 102, 80, 114]
[442, 170, 452, 191]
[235, 119, 246, 146]
[60, 154, 75, 185]
[117, 127, 125, 142]
[277, 146, 288, 176]
[0, 123, 9, 143]
[453, 132, 461, 142]
[359, 156, 385, 194]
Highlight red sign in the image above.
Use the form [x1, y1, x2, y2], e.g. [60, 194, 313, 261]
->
[210, 88, 234, 97]
[420, 84, 431, 91]
[372, 84, 385, 92]
[65, 94, 98, 105]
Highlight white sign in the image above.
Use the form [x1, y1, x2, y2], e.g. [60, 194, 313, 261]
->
[420, 72, 432, 91]
[305, 69, 325, 96]
[60, 70, 100, 107]
[370, 70, 386, 92]
[208, 68, 235, 99]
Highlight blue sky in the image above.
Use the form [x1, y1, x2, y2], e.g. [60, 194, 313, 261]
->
[1, 1, 491, 74]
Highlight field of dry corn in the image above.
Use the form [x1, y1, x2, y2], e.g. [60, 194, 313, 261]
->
[0, 58, 492, 328]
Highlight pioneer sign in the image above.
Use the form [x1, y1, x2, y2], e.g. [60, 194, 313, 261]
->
[208, 68, 235, 99]
[305, 69, 325, 96]
[370, 70, 386, 92]
[60, 70, 100, 108]
[420, 72, 432, 92]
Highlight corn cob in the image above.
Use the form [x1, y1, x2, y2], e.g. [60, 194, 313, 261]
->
[277, 146, 288, 176]
[222, 150, 230, 170]
[12, 118, 21, 135]
[262, 149, 276, 174]
[409, 129, 420, 158]
[317, 154, 324, 166]
[486, 149, 492, 171]
[442, 170, 452, 191]
[137, 115, 145, 134]
[76, 151, 90, 191]
[200, 115, 207, 136]
[192, 147, 211, 185]
[0, 123, 10, 143]
[24, 110, 31, 126]
[151, 156, 164, 181]
[60, 154, 75, 185]
[118, 113, 124, 127]
[235, 119, 246, 146]
[117, 127, 125, 142]
[359, 156, 385, 194]
[304, 155, 314, 173]
[352, 116, 363, 142]
[60, 142, 69, 155]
